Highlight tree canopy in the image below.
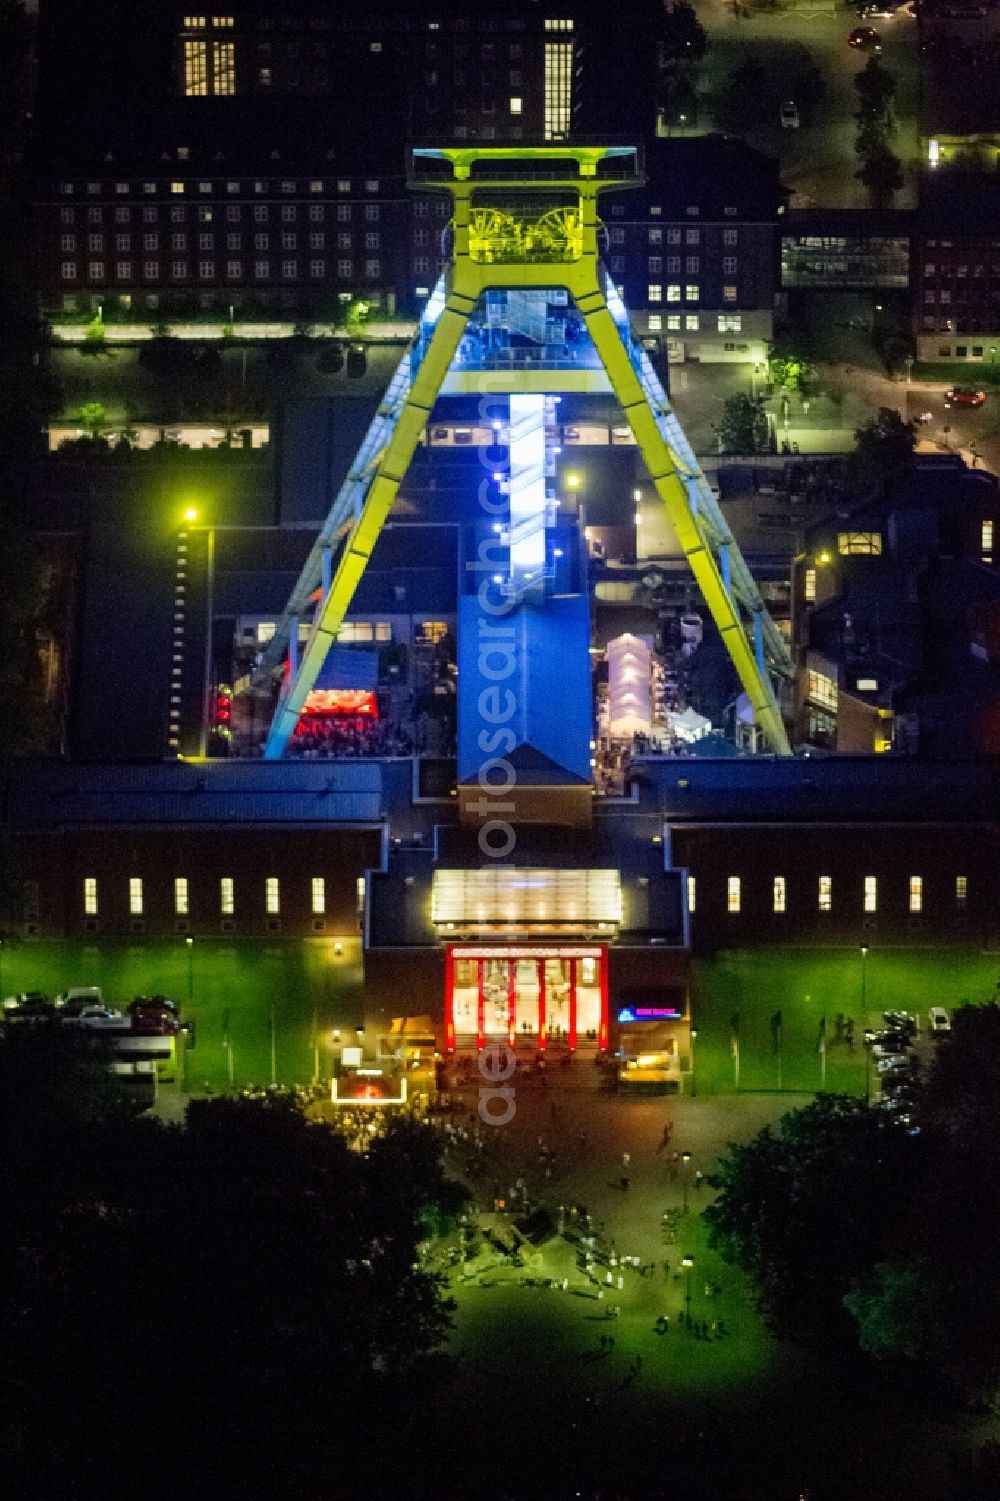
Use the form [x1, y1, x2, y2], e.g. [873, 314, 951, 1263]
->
[706, 1005, 1000, 1403]
[0, 1038, 465, 1494]
[657, 1, 706, 65]
[714, 393, 769, 453]
[852, 405, 915, 482]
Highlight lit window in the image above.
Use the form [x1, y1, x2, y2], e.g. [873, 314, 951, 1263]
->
[83, 877, 98, 916]
[773, 876, 786, 914]
[212, 40, 235, 95]
[717, 314, 741, 333]
[685, 284, 699, 302]
[666, 315, 681, 330]
[982, 519, 994, 559]
[837, 532, 883, 556]
[818, 876, 832, 912]
[806, 668, 837, 711]
[184, 39, 208, 95]
[856, 677, 878, 692]
[804, 567, 816, 602]
[864, 876, 877, 913]
[727, 876, 741, 914]
[266, 876, 280, 915]
[220, 877, 234, 915]
[723, 285, 737, 303]
[648, 313, 662, 331]
[666, 284, 681, 302]
[175, 877, 189, 916]
[909, 875, 922, 913]
[955, 875, 967, 911]
[129, 877, 143, 916]
[311, 877, 326, 916]
[685, 314, 699, 331]
[171, 182, 185, 194]
[509, 96, 522, 115]
[647, 283, 662, 303]
[687, 875, 696, 914]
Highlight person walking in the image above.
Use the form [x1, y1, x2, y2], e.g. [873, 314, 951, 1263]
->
[622, 1150, 631, 1171]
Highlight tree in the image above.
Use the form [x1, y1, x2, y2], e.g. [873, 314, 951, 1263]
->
[854, 56, 896, 128]
[77, 401, 107, 439]
[852, 406, 914, 481]
[712, 61, 774, 134]
[705, 1094, 923, 1342]
[714, 393, 768, 453]
[843, 1261, 936, 1361]
[0, 1091, 462, 1494]
[657, 1, 706, 65]
[769, 354, 814, 393]
[856, 143, 904, 208]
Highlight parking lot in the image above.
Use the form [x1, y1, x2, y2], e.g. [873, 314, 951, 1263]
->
[686, 0, 921, 208]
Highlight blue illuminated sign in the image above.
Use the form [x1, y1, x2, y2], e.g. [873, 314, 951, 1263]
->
[617, 1006, 683, 1023]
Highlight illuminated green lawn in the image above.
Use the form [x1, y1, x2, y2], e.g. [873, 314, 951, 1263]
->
[0, 937, 365, 1092]
[689, 947, 1000, 1096]
[5, 939, 997, 1101]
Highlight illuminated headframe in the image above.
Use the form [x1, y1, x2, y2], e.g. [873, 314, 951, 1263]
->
[259, 144, 792, 758]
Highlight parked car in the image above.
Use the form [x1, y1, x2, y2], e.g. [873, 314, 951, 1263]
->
[848, 25, 883, 48]
[882, 1010, 916, 1038]
[3, 992, 55, 1021]
[127, 995, 181, 1034]
[345, 343, 367, 379]
[780, 100, 800, 130]
[928, 1005, 951, 1034]
[872, 1042, 911, 1063]
[876, 1053, 912, 1075]
[944, 386, 986, 408]
[3, 989, 50, 1011]
[864, 1028, 908, 1050]
[55, 985, 105, 1012]
[60, 1005, 127, 1030]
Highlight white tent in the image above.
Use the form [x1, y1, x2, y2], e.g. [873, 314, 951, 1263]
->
[670, 705, 711, 742]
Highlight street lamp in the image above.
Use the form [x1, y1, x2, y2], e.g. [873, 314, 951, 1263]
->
[690, 1027, 698, 1098]
[681, 1151, 692, 1215]
[682, 1256, 694, 1327]
[860, 944, 869, 1018]
[185, 935, 193, 1006]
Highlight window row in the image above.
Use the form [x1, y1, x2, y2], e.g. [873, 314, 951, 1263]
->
[61, 259, 382, 282]
[59, 204, 384, 226]
[647, 314, 743, 334]
[686, 874, 968, 915]
[61, 232, 361, 251]
[59, 178, 385, 197]
[83, 875, 342, 918]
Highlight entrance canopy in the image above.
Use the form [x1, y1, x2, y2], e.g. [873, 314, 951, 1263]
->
[431, 867, 622, 936]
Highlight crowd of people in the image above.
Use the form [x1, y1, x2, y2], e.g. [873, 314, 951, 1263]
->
[288, 715, 414, 758]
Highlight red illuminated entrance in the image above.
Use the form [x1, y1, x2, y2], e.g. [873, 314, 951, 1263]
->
[444, 944, 609, 1054]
